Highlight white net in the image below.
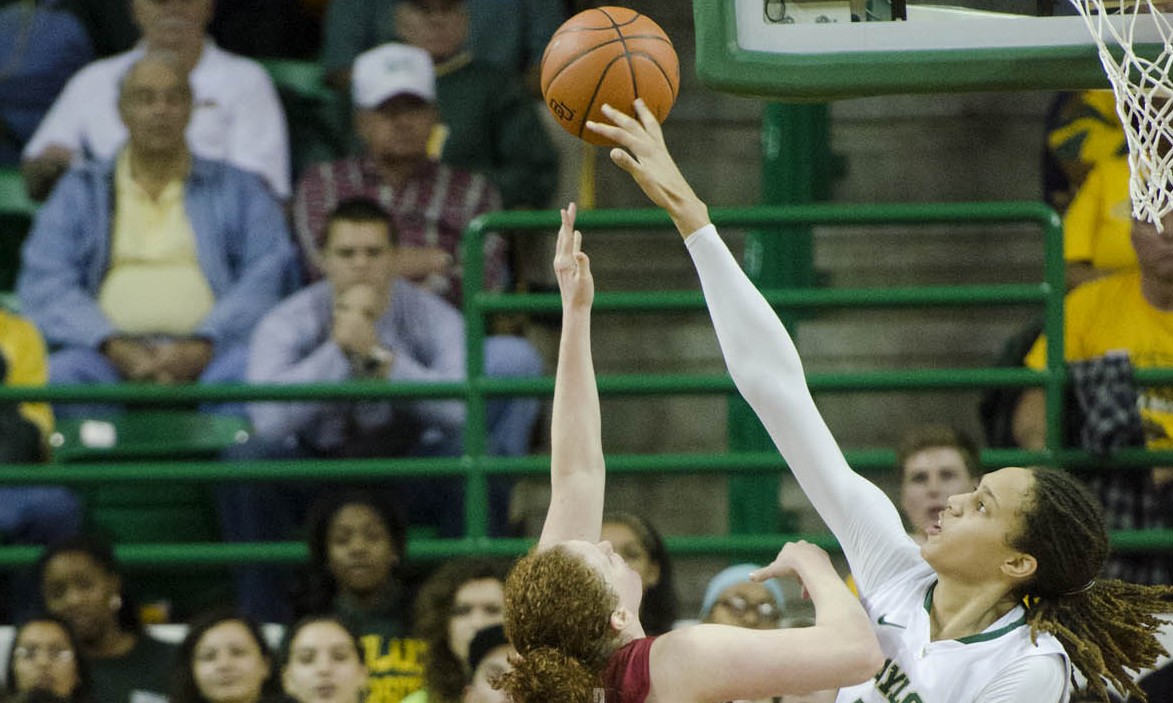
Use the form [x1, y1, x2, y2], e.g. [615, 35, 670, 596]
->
[1068, 0, 1173, 230]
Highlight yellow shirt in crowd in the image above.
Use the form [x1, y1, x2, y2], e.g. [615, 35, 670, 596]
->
[1063, 156, 1137, 273]
[0, 310, 54, 437]
[1025, 271, 1173, 448]
[98, 151, 215, 335]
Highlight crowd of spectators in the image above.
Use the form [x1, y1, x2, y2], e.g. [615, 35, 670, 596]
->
[2, 2, 1173, 702]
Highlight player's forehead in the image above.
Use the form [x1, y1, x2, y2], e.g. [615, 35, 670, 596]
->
[978, 466, 1033, 510]
[562, 540, 608, 572]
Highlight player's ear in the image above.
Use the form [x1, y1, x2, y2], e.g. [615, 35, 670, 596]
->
[609, 606, 635, 633]
[1000, 551, 1037, 582]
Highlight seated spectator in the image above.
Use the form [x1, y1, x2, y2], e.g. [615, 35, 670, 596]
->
[0, 307, 83, 554]
[247, 199, 466, 461]
[35, 536, 178, 703]
[392, 0, 558, 210]
[281, 615, 368, 703]
[16, 52, 294, 418]
[600, 512, 677, 635]
[293, 42, 501, 300]
[171, 608, 282, 703]
[459, 624, 511, 703]
[698, 564, 785, 632]
[288, 490, 425, 703]
[402, 558, 509, 703]
[21, 0, 289, 200]
[1013, 213, 1173, 584]
[4, 616, 91, 703]
[0, 1, 93, 166]
[321, 0, 563, 95]
[895, 425, 980, 545]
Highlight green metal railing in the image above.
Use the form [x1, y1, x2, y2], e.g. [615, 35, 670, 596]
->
[0, 202, 1170, 568]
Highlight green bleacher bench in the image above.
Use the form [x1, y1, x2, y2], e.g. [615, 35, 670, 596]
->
[51, 410, 250, 463]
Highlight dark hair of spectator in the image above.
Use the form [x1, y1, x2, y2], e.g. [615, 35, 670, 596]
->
[1014, 468, 1173, 702]
[895, 424, 982, 478]
[34, 536, 141, 634]
[280, 614, 364, 668]
[325, 197, 398, 247]
[289, 488, 408, 619]
[170, 607, 280, 703]
[5, 615, 92, 703]
[603, 512, 677, 635]
[412, 558, 511, 703]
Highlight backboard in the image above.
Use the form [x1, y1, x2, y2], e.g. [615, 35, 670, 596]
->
[694, 0, 1173, 99]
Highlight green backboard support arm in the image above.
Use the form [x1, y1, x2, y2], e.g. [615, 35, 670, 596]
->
[693, 0, 1123, 99]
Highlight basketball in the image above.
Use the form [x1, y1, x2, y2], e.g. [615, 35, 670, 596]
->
[540, 7, 679, 147]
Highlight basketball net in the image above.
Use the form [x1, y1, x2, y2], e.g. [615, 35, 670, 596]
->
[1068, 0, 1173, 230]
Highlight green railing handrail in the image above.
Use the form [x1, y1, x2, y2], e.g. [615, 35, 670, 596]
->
[0, 528, 1166, 570]
[0, 367, 1061, 404]
[0, 447, 1169, 485]
[3, 200, 1168, 568]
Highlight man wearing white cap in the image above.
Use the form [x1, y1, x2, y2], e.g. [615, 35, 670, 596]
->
[293, 42, 504, 307]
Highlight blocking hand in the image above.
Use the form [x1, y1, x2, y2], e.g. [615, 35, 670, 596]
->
[752, 540, 835, 598]
[553, 202, 594, 311]
[585, 100, 710, 237]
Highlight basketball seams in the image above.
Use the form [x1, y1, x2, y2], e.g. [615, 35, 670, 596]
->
[599, 7, 641, 103]
[542, 36, 674, 91]
[630, 52, 679, 100]
[574, 54, 630, 140]
[551, 19, 642, 35]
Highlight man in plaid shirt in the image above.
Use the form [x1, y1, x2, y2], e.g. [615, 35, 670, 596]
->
[292, 42, 507, 308]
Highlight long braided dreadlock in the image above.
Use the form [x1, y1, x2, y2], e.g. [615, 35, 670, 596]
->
[1011, 468, 1173, 702]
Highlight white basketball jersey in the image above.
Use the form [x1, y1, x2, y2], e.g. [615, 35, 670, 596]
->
[836, 563, 1070, 703]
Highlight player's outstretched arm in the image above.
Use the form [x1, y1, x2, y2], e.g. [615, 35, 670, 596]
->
[591, 103, 914, 588]
[538, 203, 606, 549]
[587, 101, 711, 238]
[649, 541, 883, 702]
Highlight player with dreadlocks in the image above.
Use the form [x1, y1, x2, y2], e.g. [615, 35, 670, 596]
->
[588, 98, 1173, 703]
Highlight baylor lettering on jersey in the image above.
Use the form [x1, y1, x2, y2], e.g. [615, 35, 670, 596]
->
[851, 658, 923, 703]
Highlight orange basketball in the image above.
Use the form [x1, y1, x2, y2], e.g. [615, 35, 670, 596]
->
[540, 7, 679, 147]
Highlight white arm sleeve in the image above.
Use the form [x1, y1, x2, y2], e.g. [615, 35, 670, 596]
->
[686, 225, 921, 593]
[972, 655, 1069, 703]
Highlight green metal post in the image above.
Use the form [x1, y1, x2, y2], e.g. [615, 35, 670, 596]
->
[727, 102, 832, 535]
[463, 218, 490, 540]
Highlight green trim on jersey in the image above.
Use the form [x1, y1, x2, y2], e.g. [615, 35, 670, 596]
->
[923, 581, 1029, 644]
